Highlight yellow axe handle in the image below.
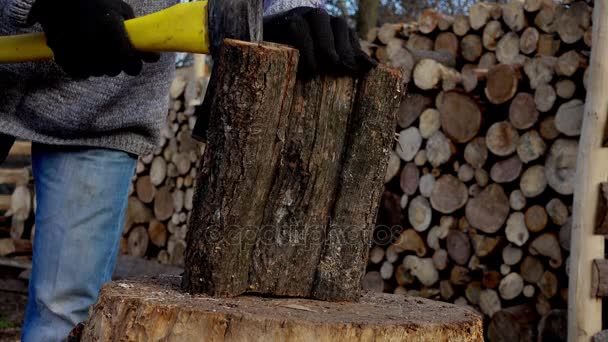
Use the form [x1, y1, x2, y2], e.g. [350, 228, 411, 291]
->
[0, 0, 209, 63]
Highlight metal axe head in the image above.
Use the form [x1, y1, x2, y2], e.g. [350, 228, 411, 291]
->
[207, 0, 264, 60]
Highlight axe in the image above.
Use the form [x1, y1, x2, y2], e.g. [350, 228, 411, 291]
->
[0, 0, 263, 62]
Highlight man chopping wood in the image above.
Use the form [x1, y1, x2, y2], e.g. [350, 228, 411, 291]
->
[0, 0, 375, 339]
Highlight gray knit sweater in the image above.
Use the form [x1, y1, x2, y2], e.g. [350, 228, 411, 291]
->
[0, 0, 323, 156]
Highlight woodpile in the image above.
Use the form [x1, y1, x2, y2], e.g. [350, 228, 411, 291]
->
[364, 0, 592, 340]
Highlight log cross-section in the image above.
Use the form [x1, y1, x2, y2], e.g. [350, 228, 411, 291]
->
[184, 39, 402, 301]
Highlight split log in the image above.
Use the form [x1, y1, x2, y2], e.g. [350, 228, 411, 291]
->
[396, 128, 422, 162]
[496, 32, 521, 65]
[535, 4, 561, 33]
[450, 265, 471, 286]
[547, 198, 568, 226]
[461, 64, 482, 92]
[397, 93, 433, 128]
[394, 229, 426, 257]
[521, 256, 544, 283]
[413, 59, 461, 91]
[537, 34, 560, 56]
[461, 35, 483, 62]
[438, 91, 481, 143]
[447, 230, 471, 266]
[556, 50, 587, 77]
[491, 156, 522, 183]
[499, 272, 524, 300]
[510, 190, 527, 211]
[503, 244, 523, 265]
[520, 165, 547, 198]
[453, 14, 470, 36]
[555, 99, 584, 137]
[127, 226, 149, 258]
[430, 175, 468, 214]
[534, 84, 556, 112]
[466, 184, 510, 234]
[529, 233, 562, 268]
[520, 27, 539, 54]
[475, 168, 489, 187]
[419, 108, 440, 139]
[524, 0, 550, 12]
[592, 259, 608, 297]
[485, 64, 519, 104]
[509, 94, 538, 130]
[556, 79, 576, 99]
[408, 196, 432, 232]
[471, 233, 501, 258]
[524, 56, 556, 90]
[502, 1, 528, 32]
[540, 116, 560, 141]
[426, 131, 455, 167]
[556, 1, 592, 44]
[545, 138, 578, 195]
[465, 137, 488, 169]
[538, 309, 567, 342]
[517, 130, 546, 163]
[525, 205, 548, 233]
[486, 121, 519, 157]
[488, 304, 539, 342]
[400, 163, 419, 195]
[395, 264, 415, 286]
[434, 32, 459, 57]
[418, 9, 440, 34]
[480, 289, 502, 318]
[506, 212, 530, 247]
[483, 21, 504, 51]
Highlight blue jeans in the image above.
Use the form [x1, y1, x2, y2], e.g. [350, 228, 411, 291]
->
[21, 144, 136, 342]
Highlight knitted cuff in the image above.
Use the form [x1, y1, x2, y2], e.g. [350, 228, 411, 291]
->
[263, 0, 324, 16]
[7, 0, 36, 27]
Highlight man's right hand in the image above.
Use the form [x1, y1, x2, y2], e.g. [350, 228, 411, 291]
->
[27, 0, 159, 78]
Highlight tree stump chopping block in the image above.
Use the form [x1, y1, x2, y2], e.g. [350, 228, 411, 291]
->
[183, 39, 403, 301]
[80, 276, 484, 341]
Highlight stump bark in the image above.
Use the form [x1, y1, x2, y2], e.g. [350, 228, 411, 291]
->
[81, 276, 484, 341]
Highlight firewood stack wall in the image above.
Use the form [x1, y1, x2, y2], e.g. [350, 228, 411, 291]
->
[361, 0, 590, 339]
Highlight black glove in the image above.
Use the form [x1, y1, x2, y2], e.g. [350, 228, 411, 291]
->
[263, 8, 377, 78]
[27, 0, 159, 78]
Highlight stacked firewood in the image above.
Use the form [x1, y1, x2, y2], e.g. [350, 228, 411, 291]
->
[362, 0, 590, 339]
[120, 58, 209, 266]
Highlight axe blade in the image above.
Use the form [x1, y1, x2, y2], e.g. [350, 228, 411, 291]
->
[207, 0, 264, 59]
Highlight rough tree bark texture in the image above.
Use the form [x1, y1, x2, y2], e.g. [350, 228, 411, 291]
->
[81, 277, 484, 341]
[184, 39, 403, 301]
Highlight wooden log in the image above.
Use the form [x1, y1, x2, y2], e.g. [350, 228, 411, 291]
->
[450, 265, 471, 286]
[384, 151, 400, 183]
[418, 9, 440, 34]
[540, 116, 560, 141]
[466, 184, 510, 234]
[403, 255, 439, 286]
[397, 93, 433, 129]
[485, 64, 519, 104]
[394, 229, 426, 257]
[537, 34, 560, 56]
[509, 93, 538, 129]
[539, 270, 558, 298]
[483, 270, 502, 289]
[534, 84, 556, 112]
[506, 212, 530, 247]
[538, 309, 567, 342]
[413, 59, 461, 91]
[408, 196, 432, 232]
[496, 32, 521, 65]
[517, 130, 546, 163]
[362, 271, 384, 292]
[447, 230, 471, 266]
[520, 27, 539, 55]
[368, 246, 384, 264]
[555, 99, 584, 137]
[524, 0, 550, 12]
[461, 64, 482, 93]
[556, 2, 592, 44]
[503, 244, 523, 265]
[510, 190, 527, 211]
[482, 21, 504, 51]
[419, 108, 440, 139]
[480, 289, 502, 318]
[591, 259, 608, 297]
[400, 162, 419, 195]
[135, 175, 156, 204]
[396, 128, 422, 162]
[486, 121, 519, 157]
[438, 91, 481, 144]
[520, 165, 547, 198]
[438, 14, 455, 31]
[395, 264, 415, 286]
[0, 168, 29, 186]
[556, 79, 576, 99]
[0, 239, 32, 257]
[469, 3, 493, 30]
[377, 23, 402, 44]
[465, 137, 488, 169]
[124, 197, 152, 234]
[406, 34, 433, 52]
[502, 1, 527, 32]
[524, 56, 556, 90]
[433, 249, 449, 271]
[380, 261, 394, 280]
[479, 52, 497, 69]
[184, 188, 193, 211]
[491, 156, 522, 183]
[461, 35, 483, 62]
[127, 226, 149, 258]
[466, 281, 482, 305]
[453, 14, 470, 36]
[150, 157, 167, 186]
[434, 32, 459, 57]
[529, 233, 563, 268]
[547, 198, 568, 226]
[148, 219, 167, 248]
[545, 138, 578, 195]
[499, 272, 524, 300]
[488, 304, 539, 342]
[426, 131, 455, 167]
[525, 205, 548, 233]
[440, 279, 454, 300]
[419, 173, 435, 198]
[459, 163, 475, 183]
[81, 277, 484, 341]
[556, 50, 588, 77]
[470, 232, 501, 258]
[153, 186, 174, 221]
[521, 255, 545, 285]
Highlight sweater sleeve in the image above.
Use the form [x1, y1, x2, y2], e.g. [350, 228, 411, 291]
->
[6, 0, 35, 27]
[263, 0, 325, 16]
